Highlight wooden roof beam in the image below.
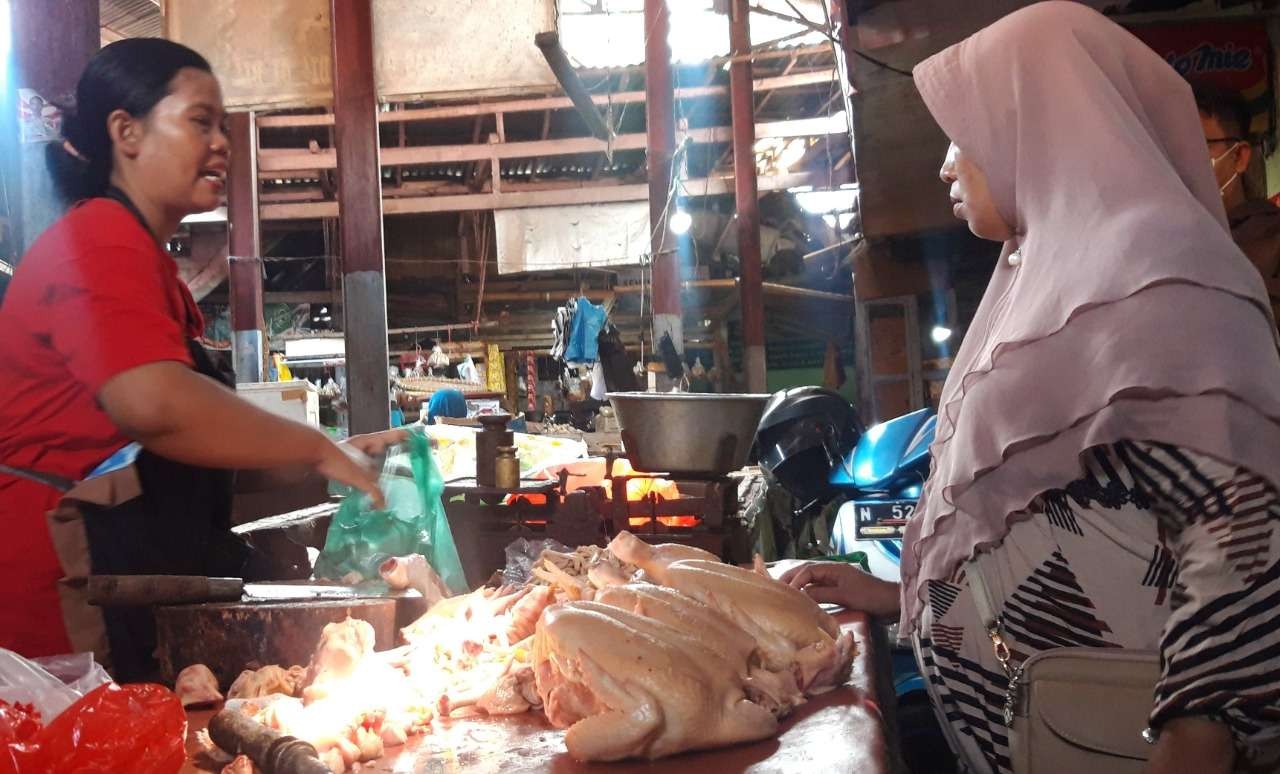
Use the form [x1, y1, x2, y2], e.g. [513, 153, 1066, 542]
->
[259, 117, 840, 173]
[262, 171, 815, 220]
[255, 69, 835, 129]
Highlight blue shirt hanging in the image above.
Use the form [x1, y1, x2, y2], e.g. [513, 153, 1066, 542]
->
[564, 296, 607, 364]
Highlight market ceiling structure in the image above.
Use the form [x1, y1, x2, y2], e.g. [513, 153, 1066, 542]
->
[93, 0, 857, 374]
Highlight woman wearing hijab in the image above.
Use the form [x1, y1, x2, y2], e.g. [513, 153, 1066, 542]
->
[782, 4, 1280, 773]
[0, 39, 399, 678]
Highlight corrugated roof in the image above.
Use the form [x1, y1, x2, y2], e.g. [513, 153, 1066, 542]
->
[100, 0, 162, 40]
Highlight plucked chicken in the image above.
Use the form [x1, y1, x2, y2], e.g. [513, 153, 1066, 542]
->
[533, 600, 777, 761]
[593, 583, 804, 715]
[609, 531, 856, 696]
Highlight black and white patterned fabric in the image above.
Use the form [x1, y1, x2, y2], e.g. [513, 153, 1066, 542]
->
[914, 441, 1280, 774]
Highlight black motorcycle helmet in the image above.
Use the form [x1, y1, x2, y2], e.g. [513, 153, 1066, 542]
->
[754, 387, 863, 506]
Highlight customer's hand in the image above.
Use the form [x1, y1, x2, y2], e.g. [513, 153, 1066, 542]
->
[316, 440, 385, 509]
[780, 561, 901, 617]
[344, 428, 410, 457]
[1146, 717, 1233, 774]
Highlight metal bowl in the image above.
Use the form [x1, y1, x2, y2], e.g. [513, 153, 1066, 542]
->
[607, 392, 771, 477]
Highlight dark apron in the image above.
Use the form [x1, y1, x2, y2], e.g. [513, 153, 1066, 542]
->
[4, 189, 257, 681]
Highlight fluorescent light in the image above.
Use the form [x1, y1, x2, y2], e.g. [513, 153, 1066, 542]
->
[285, 338, 346, 359]
[931, 326, 953, 344]
[0, 259, 13, 277]
[670, 209, 692, 235]
[791, 184, 860, 214]
[181, 207, 227, 224]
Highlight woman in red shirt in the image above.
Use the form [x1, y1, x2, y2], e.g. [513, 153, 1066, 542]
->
[0, 39, 390, 678]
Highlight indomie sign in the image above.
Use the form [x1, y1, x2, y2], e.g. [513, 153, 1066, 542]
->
[1128, 20, 1272, 137]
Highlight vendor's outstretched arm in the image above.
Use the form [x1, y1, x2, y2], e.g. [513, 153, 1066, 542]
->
[99, 361, 384, 506]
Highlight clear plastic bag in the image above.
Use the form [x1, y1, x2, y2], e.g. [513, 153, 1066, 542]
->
[0, 650, 88, 722]
[30, 654, 111, 703]
[315, 430, 468, 593]
[502, 537, 571, 586]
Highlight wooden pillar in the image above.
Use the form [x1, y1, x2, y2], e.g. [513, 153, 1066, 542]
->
[226, 112, 265, 383]
[644, 0, 683, 357]
[729, 0, 766, 393]
[330, 0, 390, 434]
[4, 0, 99, 254]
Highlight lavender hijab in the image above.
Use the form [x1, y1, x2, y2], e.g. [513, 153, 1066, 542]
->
[900, 1, 1280, 635]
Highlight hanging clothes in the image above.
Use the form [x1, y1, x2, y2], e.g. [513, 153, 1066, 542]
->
[564, 296, 607, 364]
[550, 298, 577, 361]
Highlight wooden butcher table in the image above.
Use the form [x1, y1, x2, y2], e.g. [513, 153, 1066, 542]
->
[182, 611, 895, 774]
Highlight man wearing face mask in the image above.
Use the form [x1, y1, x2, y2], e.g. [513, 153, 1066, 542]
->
[1194, 81, 1280, 323]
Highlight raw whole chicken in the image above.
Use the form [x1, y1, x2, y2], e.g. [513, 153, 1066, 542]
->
[379, 554, 452, 608]
[593, 583, 804, 715]
[533, 601, 777, 761]
[609, 531, 856, 696]
[174, 663, 223, 707]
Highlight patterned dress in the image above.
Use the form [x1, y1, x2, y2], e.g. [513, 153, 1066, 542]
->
[915, 441, 1280, 774]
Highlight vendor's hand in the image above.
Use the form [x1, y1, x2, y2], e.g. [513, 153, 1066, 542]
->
[316, 440, 386, 509]
[344, 428, 410, 457]
[780, 561, 901, 618]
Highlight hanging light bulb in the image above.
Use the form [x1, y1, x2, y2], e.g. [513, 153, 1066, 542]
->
[670, 209, 692, 236]
[931, 325, 953, 344]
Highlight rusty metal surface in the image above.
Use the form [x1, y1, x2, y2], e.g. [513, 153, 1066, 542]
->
[184, 613, 888, 774]
[156, 598, 396, 687]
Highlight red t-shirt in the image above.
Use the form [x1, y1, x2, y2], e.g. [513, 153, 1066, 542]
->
[0, 198, 203, 657]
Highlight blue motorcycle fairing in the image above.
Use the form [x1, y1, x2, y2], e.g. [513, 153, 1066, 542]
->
[830, 408, 935, 491]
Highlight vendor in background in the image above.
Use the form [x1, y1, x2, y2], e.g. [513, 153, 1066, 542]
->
[1195, 81, 1280, 322]
[426, 388, 468, 425]
[0, 39, 400, 678]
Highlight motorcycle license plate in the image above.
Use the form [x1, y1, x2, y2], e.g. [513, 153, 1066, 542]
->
[853, 501, 914, 540]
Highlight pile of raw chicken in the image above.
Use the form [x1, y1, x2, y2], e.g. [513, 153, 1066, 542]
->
[181, 532, 855, 771]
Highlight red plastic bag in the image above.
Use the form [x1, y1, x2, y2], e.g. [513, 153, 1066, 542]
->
[1, 683, 186, 774]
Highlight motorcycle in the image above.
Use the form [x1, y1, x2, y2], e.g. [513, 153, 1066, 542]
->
[755, 390, 935, 700]
[828, 407, 935, 583]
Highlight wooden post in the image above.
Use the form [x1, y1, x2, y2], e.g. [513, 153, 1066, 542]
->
[729, 0, 766, 393]
[645, 0, 683, 358]
[4, 0, 99, 254]
[226, 112, 265, 383]
[330, 0, 390, 434]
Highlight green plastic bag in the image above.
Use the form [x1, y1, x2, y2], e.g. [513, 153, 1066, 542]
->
[314, 430, 468, 594]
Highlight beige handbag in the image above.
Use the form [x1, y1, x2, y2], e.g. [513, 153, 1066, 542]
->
[967, 560, 1161, 774]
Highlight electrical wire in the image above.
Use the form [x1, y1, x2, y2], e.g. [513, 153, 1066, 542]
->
[849, 47, 914, 78]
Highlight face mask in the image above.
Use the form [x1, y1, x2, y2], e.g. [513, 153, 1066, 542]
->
[1210, 141, 1242, 195]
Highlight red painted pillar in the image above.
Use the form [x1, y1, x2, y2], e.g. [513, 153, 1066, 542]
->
[5, 0, 100, 254]
[729, 0, 766, 393]
[644, 0, 683, 359]
[330, 0, 390, 434]
[226, 111, 265, 382]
